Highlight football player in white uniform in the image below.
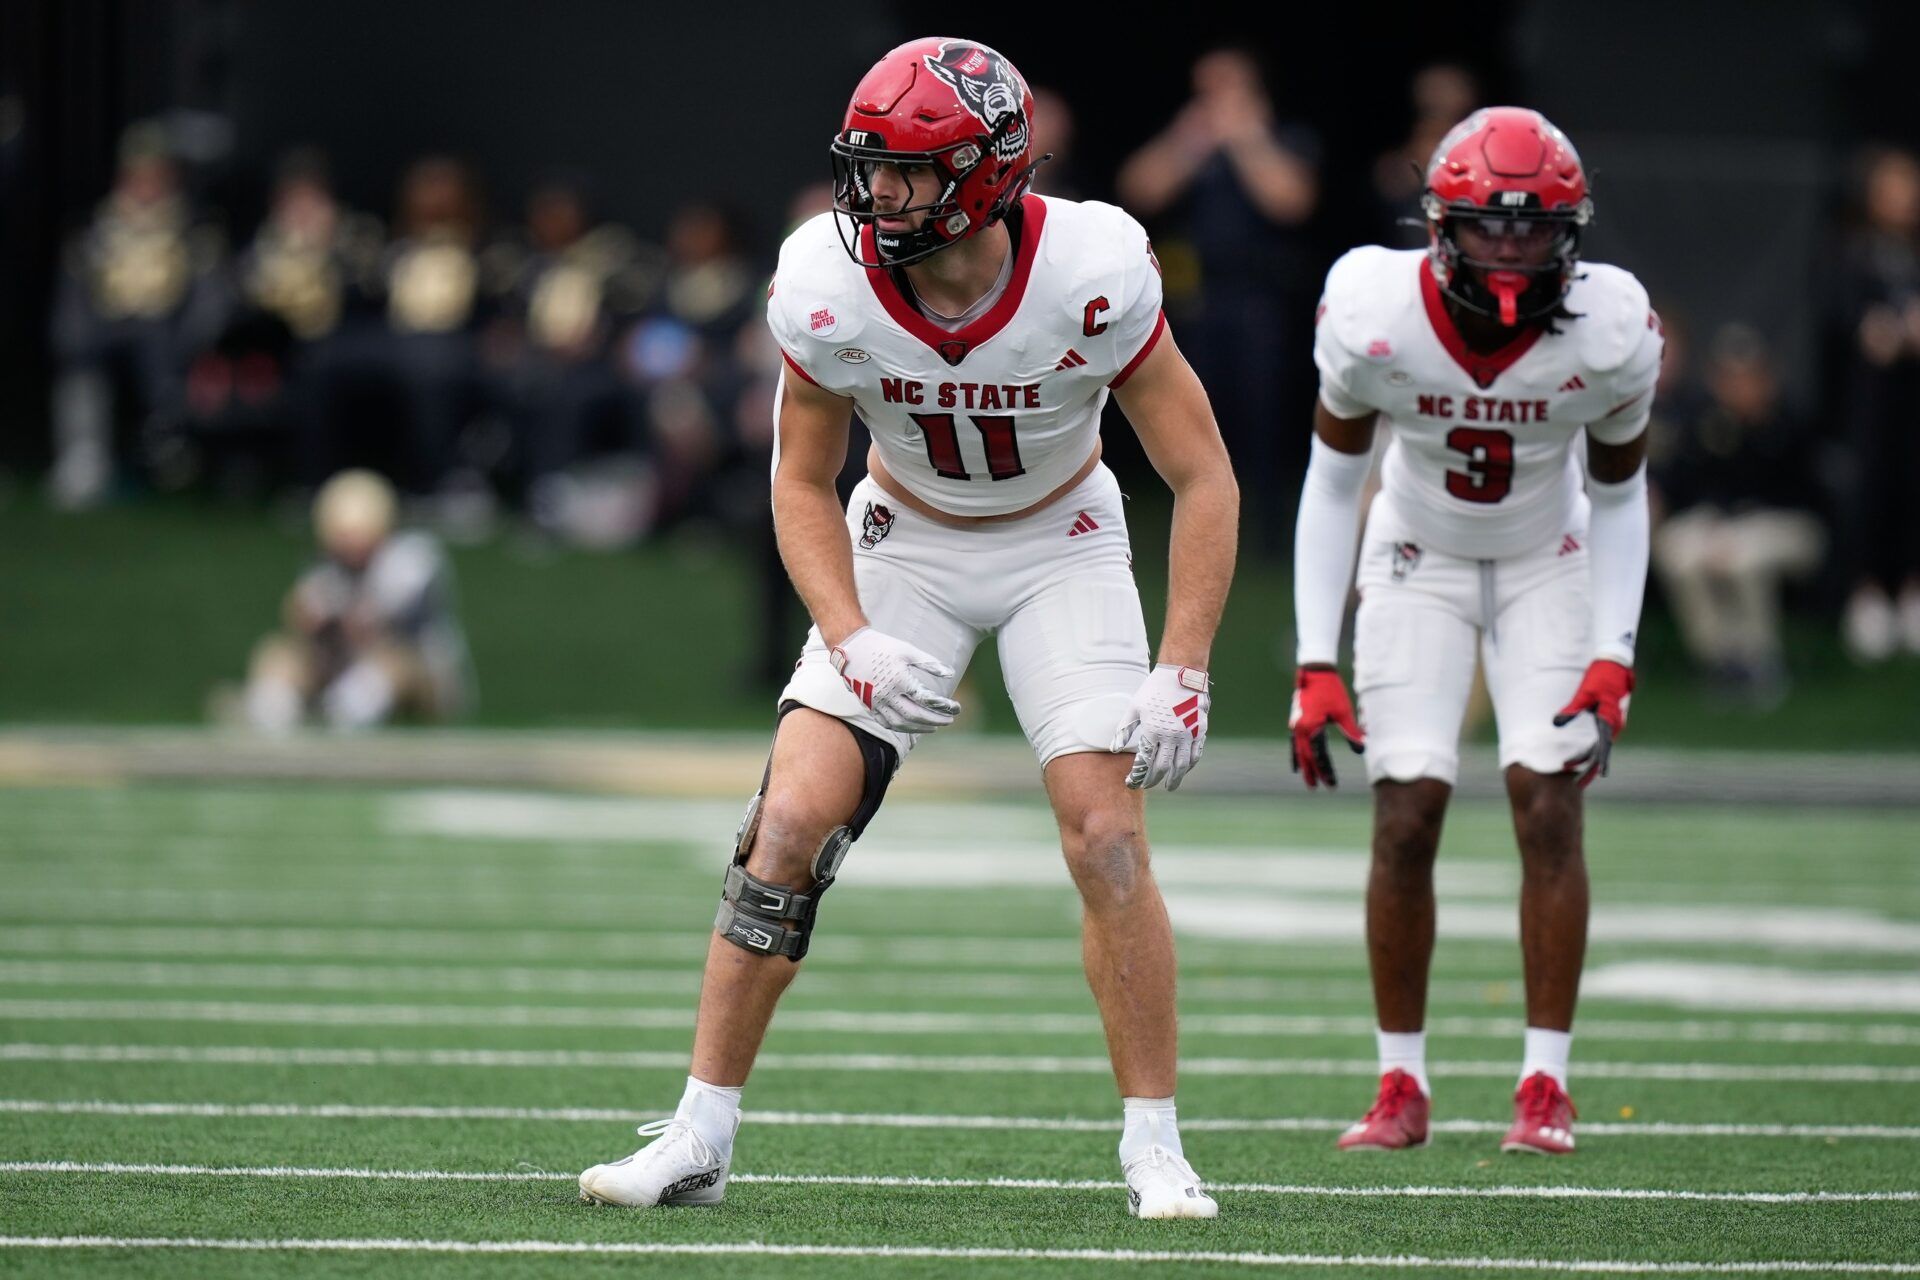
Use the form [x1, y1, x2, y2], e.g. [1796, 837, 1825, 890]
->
[1287, 108, 1661, 1155]
[579, 38, 1237, 1217]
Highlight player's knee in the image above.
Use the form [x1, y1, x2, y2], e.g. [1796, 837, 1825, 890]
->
[1372, 786, 1444, 878]
[742, 789, 845, 887]
[1060, 808, 1149, 909]
[1508, 769, 1583, 873]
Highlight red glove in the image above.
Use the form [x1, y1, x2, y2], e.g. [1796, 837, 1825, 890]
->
[1290, 665, 1365, 789]
[1553, 659, 1634, 788]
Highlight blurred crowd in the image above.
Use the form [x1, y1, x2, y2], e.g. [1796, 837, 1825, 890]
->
[40, 55, 1920, 722]
[50, 124, 783, 552]
[1645, 145, 1920, 700]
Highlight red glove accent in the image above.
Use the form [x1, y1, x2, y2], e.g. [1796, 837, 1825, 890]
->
[1289, 666, 1365, 790]
[1554, 659, 1634, 788]
[1554, 659, 1634, 738]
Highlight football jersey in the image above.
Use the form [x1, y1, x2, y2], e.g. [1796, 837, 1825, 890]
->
[1316, 246, 1662, 560]
[767, 194, 1165, 517]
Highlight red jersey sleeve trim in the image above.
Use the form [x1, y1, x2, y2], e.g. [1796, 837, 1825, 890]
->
[1601, 391, 1648, 418]
[780, 350, 822, 388]
[1109, 310, 1168, 389]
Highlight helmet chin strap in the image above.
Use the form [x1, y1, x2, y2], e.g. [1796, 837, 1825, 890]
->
[1486, 270, 1529, 327]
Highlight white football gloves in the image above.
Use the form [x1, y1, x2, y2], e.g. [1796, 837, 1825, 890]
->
[830, 626, 961, 733]
[1110, 664, 1210, 792]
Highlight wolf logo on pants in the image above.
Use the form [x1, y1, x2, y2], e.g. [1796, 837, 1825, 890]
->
[858, 502, 896, 550]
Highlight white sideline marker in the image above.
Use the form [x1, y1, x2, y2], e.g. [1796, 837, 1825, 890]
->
[4, 1161, 1917, 1206]
[5, 1042, 1918, 1084]
[6, 1098, 1919, 1140]
[2, 1236, 1917, 1273]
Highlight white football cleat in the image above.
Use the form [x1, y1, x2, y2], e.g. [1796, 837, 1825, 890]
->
[578, 1117, 735, 1207]
[1123, 1145, 1219, 1219]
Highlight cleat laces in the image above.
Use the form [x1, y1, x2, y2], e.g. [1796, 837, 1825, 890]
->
[1362, 1070, 1423, 1123]
[633, 1117, 717, 1168]
[1125, 1144, 1200, 1187]
[1517, 1075, 1577, 1127]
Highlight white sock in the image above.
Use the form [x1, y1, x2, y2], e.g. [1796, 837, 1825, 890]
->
[674, 1075, 742, 1155]
[1521, 1027, 1573, 1089]
[245, 678, 303, 735]
[1119, 1095, 1181, 1164]
[321, 661, 395, 730]
[1377, 1029, 1430, 1097]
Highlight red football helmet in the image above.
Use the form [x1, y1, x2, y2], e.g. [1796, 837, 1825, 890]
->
[1422, 106, 1593, 327]
[831, 38, 1045, 268]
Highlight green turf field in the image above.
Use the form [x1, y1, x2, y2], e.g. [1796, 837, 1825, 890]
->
[2, 779, 1917, 1275]
[5, 493, 1920, 750]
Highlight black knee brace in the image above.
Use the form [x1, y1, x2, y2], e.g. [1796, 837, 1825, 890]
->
[714, 702, 897, 961]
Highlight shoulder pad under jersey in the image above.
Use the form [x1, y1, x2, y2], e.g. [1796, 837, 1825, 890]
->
[1318, 245, 1422, 356]
[1563, 262, 1654, 374]
[769, 212, 870, 357]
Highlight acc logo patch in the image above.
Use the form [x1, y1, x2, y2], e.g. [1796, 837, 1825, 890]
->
[836, 348, 871, 364]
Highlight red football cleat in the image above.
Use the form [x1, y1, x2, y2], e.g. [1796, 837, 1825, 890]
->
[1502, 1072, 1578, 1154]
[1337, 1069, 1430, 1151]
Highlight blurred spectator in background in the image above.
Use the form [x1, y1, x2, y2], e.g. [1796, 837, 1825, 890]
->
[737, 183, 838, 683]
[181, 149, 383, 492]
[1028, 86, 1084, 201]
[1118, 48, 1321, 553]
[241, 468, 472, 732]
[1833, 145, 1920, 661]
[617, 202, 755, 526]
[49, 121, 228, 507]
[238, 150, 382, 348]
[302, 157, 488, 500]
[1652, 324, 1826, 705]
[483, 173, 661, 540]
[1373, 63, 1481, 246]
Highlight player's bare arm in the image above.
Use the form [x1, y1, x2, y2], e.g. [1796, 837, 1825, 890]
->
[1313, 399, 1376, 456]
[1106, 332, 1238, 792]
[1586, 429, 1647, 485]
[770, 371, 864, 646]
[772, 369, 959, 733]
[1113, 332, 1239, 669]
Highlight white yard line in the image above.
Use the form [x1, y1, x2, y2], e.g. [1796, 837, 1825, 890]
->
[0, 1236, 1915, 1273]
[0, 924, 1360, 969]
[1585, 962, 1920, 1014]
[3, 953, 1915, 1039]
[3, 1042, 1916, 1083]
[0, 995, 1914, 1048]
[13, 881, 1920, 956]
[3, 1105, 1920, 1143]
[5, 1098, 1918, 1139]
[0, 962, 1391, 1004]
[3, 1161, 1915, 1206]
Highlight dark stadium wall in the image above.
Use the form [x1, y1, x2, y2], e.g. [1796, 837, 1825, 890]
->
[3, 0, 1911, 474]
[221, 0, 901, 242]
[1512, 0, 1878, 406]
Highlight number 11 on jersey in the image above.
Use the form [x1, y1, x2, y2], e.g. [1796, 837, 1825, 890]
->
[910, 412, 1026, 482]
